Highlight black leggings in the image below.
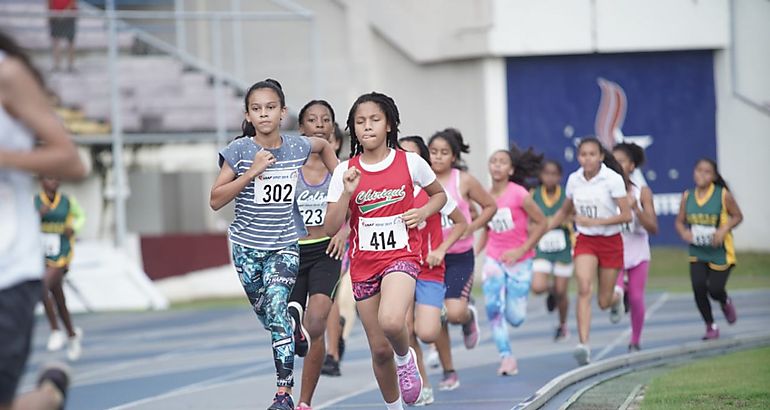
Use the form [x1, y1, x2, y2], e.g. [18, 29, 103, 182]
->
[690, 262, 732, 324]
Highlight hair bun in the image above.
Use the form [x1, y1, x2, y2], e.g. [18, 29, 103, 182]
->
[265, 78, 283, 90]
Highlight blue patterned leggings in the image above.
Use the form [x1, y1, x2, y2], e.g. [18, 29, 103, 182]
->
[482, 258, 533, 358]
[232, 243, 299, 387]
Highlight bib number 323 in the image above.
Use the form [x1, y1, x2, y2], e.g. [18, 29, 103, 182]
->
[359, 215, 408, 251]
[254, 169, 298, 205]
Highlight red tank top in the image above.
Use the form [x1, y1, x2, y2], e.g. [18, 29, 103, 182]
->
[348, 150, 422, 282]
[415, 188, 445, 283]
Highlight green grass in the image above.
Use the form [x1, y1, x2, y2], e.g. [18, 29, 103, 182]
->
[647, 247, 770, 292]
[643, 346, 770, 409]
[170, 297, 244, 310]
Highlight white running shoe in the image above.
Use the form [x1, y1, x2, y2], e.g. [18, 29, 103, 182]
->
[609, 287, 624, 324]
[67, 328, 83, 361]
[413, 387, 434, 406]
[47, 330, 66, 352]
[573, 343, 591, 366]
[425, 345, 440, 369]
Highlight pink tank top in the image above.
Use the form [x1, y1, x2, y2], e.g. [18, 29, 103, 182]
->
[442, 169, 474, 254]
[486, 182, 535, 262]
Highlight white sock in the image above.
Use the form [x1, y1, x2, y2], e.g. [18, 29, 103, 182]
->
[385, 397, 404, 410]
[394, 349, 411, 366]
[614, 285, 624, 296]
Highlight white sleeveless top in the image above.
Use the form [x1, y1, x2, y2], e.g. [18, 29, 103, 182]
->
[0, 51, 44, 290]
[621, 184, 650, 268]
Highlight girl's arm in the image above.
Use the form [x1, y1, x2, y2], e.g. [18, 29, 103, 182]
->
[309, 137, 338, 173]
[674, 191, 693, 243]
[209, 150, 275, 210]
[0, 58, 86, 179]
[426, 207, 468, 268]
[402, 180, 447, 229]
[475, 226, 488, 256]
[713, 190, 743, 246]
[547, 198, 574, 231]
[463, 173, 497, 237]
[636, 186, 659, 234]
[501, 196, 547, 265]
[326, 213, 351, 260]
[325, 167, 360, 236]
[575, 197, 632, 227]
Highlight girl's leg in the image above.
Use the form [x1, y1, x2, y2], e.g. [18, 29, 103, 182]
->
[689, 262, 713, 324]
[378, 272, 416, 356]
[706, 265, 731, 305]
[482, 259, 511, 357]
[298, 293, 333, 406]
[42, 267, 61, 331]
[553, 275, 570, 327]
[337, 270, 357, 339]
[503, 260, 533, 328]
[356, 294, 400, 404]
[434, 323, 458, 389]
[626, 261, 649, 346]
[597, 267, 620, 310]
[50, 282, 75, 337]
[530, 271, 550, 295]
[325, 302, 342, 360]
[574, 255, 598, 344]
[406, 303, 430, 389]
[414, 304, 442, 344]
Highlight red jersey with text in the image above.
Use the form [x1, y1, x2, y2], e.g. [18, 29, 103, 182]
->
[348, 150, 422, 282]
[415, 188, 445, 283]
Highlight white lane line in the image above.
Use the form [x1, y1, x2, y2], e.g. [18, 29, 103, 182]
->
[106, 361, 275, 410]
[314, 382, 380, 410]
[594, 292, 669, 361]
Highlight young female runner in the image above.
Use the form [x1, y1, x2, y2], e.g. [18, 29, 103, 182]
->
[324, 92, 448, 408]
[428, 128, 496, 390]
[209, 79, 337, 410]
[548, 138, 632, 365]
[612, 143, 658, 351]
[675, 158, 743, 340]
[476, 147, 548, 375]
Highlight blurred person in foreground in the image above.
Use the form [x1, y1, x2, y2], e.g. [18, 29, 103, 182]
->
[0, 30, 86, 410]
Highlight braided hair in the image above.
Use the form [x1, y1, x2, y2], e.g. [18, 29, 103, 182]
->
[346, 92, 401, 158]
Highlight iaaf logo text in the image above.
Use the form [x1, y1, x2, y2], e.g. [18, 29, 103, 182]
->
[356, 185, 407, 214]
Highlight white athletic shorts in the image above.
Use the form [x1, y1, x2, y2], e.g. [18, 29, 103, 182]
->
[532, 258, 573, 278]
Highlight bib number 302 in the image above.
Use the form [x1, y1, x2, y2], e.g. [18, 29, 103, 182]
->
[359, 215, 408, 251]
[254, 169, 298, 205]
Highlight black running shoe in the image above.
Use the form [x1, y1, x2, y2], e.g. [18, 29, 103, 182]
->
[338, 317, 346, 361]
[628, 343, 641, 352]
[546, 291, 556, 313]
[267, 392, 294, 410]
[321, 354, 341, 377]
[288, 302, 310, 357]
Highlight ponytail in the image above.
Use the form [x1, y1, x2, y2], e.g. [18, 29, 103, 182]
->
[697, 158, 730, 191]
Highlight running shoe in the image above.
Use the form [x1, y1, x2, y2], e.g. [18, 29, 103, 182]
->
[288, 302, 310, 358]
[546, 291, 556, 313]
[66, 328, 83, 362]
[721, 297, 737, 324]
[573, 344, 591, 366]
[267, 392, 294, 410]
[702, 323, 720, 340]
[296, 402, 312, 410]
[47, 329, 66, 352]
[437, 370, 460, 391]
[553, 323, 569, 342]
[396, 347, 422, 405]
[462, 301, 480, 349]
[426, 345, 440, 369]
[338, 317, 347, 361]
[413, 387, 435, 406]
[623, 290, 630, 314]
[321, 354, 341, 377]
[628, 343, 641, 352]
[609, 287, 624, 324]
[37, 362, 70, 410]
[497, 356, 519, 376]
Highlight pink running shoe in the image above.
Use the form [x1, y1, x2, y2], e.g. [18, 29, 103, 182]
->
[462, 303, 480, 349]
[296, 403, 312, 410]
[396, 347, 423, 404]
[702, 323, 720, 340]
[497, 356, 519, 376]
[721, 297, 737, 324]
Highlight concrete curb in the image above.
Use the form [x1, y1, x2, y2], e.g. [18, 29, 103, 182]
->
[512, 332, 770, 410]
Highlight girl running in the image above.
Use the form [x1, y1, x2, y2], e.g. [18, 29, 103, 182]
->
[324, 92, 448, 408]
[476, 147, 548, 376]
[35, 176, 86, 361]
[612, 143, 658, 351]
[399, 135, 467, 405]
[530, 160, 573, 342]
[675, 158, 743, 340]
[428, 128, 497, 390]
[548, 138, 632, 365]
[288, 100, 348, 410]
[209, 79, 337, 410]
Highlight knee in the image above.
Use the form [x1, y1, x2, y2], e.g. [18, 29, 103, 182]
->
[505, 305, 525, 327]
[305, 312, 328, 339]
[379, 313, 405, 338]
[707, 284, 725, 300]
[370, 343, 393, 366]
[597, 295, 612, 310]
[416, 323, 440, 343]
[445, 305, 467, 325]
[577, 285, 592, 298]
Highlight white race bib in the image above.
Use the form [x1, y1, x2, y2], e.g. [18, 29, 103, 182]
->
[574, 198, 599, 219]
[691, 224, 716, 247]
[0, 183, 16, 253]
[488, 208, 515, 233]
[254, 169, 299, 205]
[538, 229, 567, 253]
[358, 215, 408, 252]
[298, 202, 327, 227]
[42, 233, 61, 257]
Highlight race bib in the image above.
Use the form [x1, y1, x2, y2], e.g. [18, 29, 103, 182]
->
[574, 198, 599, 219]
[0, 183, 16, 253]
[42, 233, 61, 257]
[538, 229, 567, 253]
[358, 215, 408, 252]
[691, 224, 716, 247]
[254, 169, 298, 205]
[488, 208, 514, 233]
[298, 202, 327, 227]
